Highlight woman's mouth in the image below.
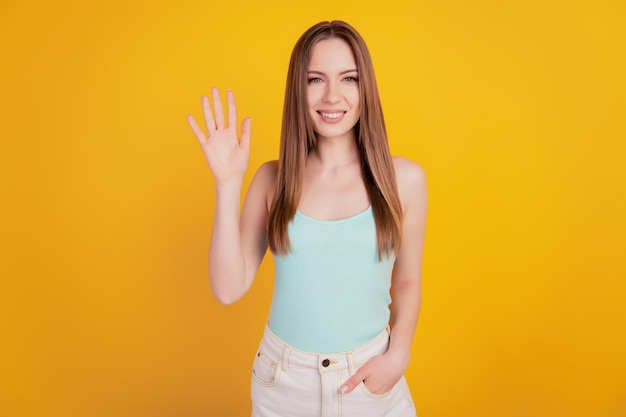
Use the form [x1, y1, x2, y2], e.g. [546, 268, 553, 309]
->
[317, 111, 346, 123]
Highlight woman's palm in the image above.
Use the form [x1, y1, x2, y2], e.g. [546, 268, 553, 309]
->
[187, 87, 251, 184]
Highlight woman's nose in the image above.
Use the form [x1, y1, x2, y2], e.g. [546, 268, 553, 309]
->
[323, 81, 340, 103]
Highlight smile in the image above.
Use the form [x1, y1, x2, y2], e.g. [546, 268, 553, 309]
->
[319, 111, 344, 119]
[316, 111, 347, 124]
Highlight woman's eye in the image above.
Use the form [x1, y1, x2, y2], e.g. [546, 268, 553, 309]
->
[344, 76, 359, 82]
[308, 77, 322, 83]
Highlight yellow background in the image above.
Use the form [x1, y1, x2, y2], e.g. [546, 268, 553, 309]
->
[1, 0, 625, 416]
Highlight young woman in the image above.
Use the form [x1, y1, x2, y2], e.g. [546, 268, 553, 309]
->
[187, 20, 427, 417]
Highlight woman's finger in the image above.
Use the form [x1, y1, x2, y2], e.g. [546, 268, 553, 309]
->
[340, 365, 369, 394]
[186, 114, 206, 143]
[240, 117, 252, 150]
[211, 86, 225, 130]
[227, 89, 237, 131]
[202, 94, 216, 135]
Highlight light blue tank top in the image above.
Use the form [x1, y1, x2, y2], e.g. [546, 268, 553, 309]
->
[268, 206, 395, 353]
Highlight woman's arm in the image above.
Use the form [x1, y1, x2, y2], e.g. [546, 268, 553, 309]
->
[387, 157, 427, 369]
[341, 157, 427, 394]
[187, 88, 274, 304]
[209, 162, 274, 304]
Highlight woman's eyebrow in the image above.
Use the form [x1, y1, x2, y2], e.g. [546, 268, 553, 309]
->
[307, 69, 359, 75]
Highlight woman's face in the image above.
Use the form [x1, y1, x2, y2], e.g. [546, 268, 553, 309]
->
[306, 38, 360, 141]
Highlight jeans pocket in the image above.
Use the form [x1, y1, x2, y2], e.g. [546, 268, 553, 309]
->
[359, 380, 395, 399]
[252, 346, 281, 387]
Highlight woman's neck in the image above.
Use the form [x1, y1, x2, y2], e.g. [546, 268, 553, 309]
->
[309, 133, 360, 169]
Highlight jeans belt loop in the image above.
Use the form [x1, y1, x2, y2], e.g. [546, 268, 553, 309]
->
[282, 347, 291, 372]
[347, 352, 356, 375]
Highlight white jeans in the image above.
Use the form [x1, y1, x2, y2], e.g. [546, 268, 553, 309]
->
[251, 325, 417, 417]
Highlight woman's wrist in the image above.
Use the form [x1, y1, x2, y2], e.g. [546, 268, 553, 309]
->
[384, 344, 411, 370]
[215, 177, 243, 193]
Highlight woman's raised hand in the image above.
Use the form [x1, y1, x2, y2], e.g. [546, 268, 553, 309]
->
[186, 87, 252, 185]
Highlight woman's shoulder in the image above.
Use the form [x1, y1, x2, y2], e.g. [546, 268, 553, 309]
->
[249, 160, 279, 205]
[392, 156, 426, 185]
[251, 160, 279, 187]
[256, 159, 279, 176]
[391, 156, 427, 210]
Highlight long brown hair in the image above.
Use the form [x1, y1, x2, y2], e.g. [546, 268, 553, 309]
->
[267, 20, 403, 260]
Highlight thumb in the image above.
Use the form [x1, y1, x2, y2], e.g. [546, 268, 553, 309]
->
[240, 117, 252, 149]
[340, 367, 369, 394]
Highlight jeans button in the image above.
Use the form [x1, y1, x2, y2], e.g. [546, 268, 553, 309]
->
[322, 359, 330, 367]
